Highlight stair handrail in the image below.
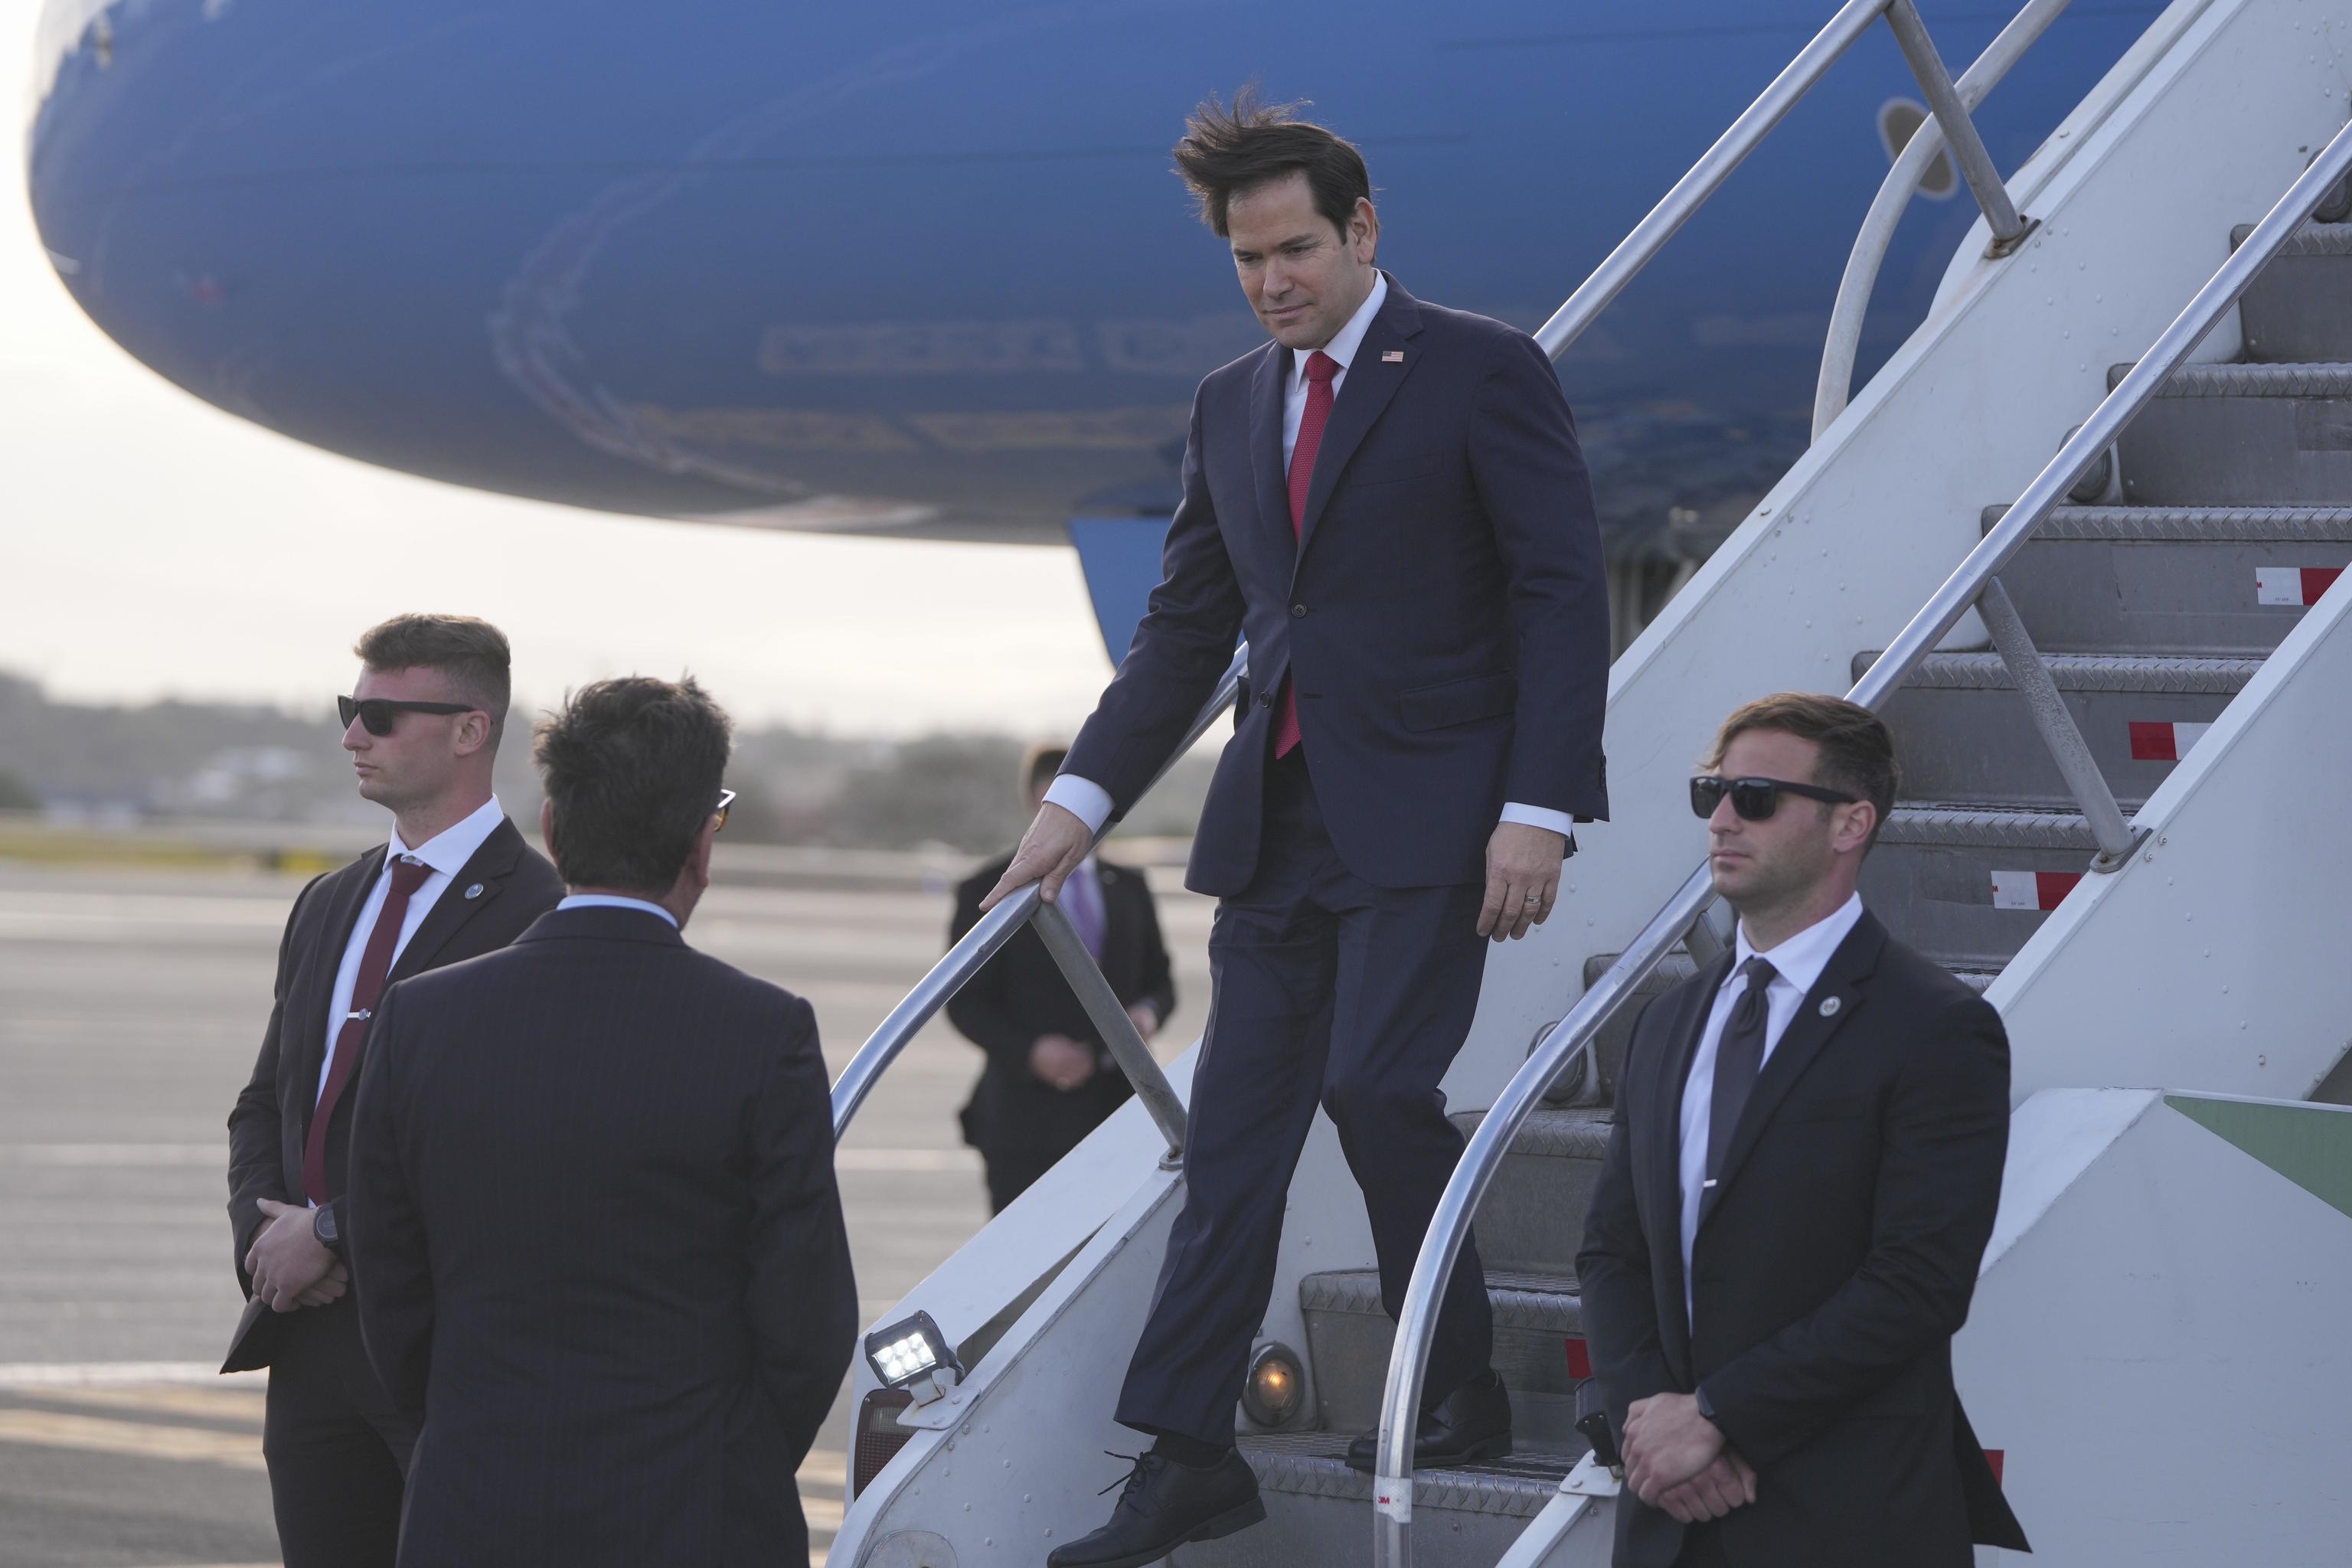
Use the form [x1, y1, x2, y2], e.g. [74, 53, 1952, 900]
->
[1535, 0, 2028, 368]
[1370, 104, 2352, 1568]
[828, 645, 1246, 1158]
[1813, 0, 2076, 440]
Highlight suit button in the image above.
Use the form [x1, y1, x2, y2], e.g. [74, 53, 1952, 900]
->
[1290, 603, 1308, 618]
[1258, 693, 1273, 707]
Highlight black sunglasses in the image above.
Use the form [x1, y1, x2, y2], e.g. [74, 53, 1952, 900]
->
[713, 789, 737, 832]
[1690, 774, 1858, 822]
[338, 695, 478, 737]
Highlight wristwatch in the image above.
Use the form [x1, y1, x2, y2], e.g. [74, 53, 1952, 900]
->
[312, 1204, 339, 1249]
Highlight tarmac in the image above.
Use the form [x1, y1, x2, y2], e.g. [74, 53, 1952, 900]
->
[0, 854, 1214, 1566]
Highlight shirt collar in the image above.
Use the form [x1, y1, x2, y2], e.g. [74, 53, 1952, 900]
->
[387, 795, 505, 880]
[1289, 270, 1389, 393]
[1730, 891, 1865, 998]
[557, 893, 682, 929]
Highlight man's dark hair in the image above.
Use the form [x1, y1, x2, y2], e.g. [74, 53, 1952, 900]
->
[1174, 87, 1372, 240]
[354, 613, 513, 746]
[1021, 743, 1070, 797]
[1703, 692, 1900, 849]
[534, 677, 733, 895]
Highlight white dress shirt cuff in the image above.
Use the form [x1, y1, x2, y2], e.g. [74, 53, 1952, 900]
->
[1042, 774, 1114, 835]
[1498, 802, 1578, 839]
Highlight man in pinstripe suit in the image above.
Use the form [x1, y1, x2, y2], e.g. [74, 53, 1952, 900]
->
[345, 675, 858, 1568]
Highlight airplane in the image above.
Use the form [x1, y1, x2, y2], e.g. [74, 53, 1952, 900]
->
[25, 1, 2167, 656]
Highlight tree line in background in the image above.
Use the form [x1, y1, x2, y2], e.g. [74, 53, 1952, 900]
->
[0, 671, 1213, 854]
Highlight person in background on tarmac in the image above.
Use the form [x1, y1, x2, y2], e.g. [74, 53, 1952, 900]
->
[948, 744, 1176, 1213]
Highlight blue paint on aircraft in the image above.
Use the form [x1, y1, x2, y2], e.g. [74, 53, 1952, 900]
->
[27, 1, 2164, 572]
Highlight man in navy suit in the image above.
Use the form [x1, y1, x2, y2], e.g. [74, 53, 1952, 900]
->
[345, 677, 856, 1568]
[983, 93, 1609, 1566]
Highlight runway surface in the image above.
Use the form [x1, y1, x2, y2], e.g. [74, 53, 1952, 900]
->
[0, 856, 1214, 1566]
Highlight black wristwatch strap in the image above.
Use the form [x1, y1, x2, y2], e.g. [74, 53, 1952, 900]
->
[1694, 1384, 1718, 1422]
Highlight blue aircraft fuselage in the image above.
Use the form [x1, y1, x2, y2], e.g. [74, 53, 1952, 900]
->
[28, 1, 2162, 565]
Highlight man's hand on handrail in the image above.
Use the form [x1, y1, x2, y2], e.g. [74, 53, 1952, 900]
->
[979, 802, 1093, 912]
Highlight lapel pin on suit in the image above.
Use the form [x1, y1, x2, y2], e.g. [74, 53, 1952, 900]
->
[1818, 995, 1841, 1017]
[464, 883, 484, 900]
[1380, 350, 1405, 362]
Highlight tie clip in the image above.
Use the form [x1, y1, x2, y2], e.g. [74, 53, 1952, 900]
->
[347, 1008, 371, 1022]
[1702, 1178, 1717, 1188]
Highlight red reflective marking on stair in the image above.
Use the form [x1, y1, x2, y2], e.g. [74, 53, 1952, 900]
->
[2037, 872, 2082, 909]
[2128, 721, 2177, 761]
[1563, 1337, 1592, 1380]
[2307, 566, 2344, 603]
[1984, 1448, 2005, 1485]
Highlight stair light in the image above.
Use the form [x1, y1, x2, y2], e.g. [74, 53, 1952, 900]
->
[1242, 1341, 1305, 1428]
[864, 1311, 964, 1403]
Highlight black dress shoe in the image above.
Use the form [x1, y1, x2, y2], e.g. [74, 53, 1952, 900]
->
[1046, 1448, 1265, 1568]
[1344, 1370, 1513, 1472]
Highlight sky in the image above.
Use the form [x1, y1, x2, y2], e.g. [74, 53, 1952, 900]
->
[0, 2, 1115, 737]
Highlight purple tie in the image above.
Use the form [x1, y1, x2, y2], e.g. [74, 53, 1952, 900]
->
[1065, 864, 1108, 960]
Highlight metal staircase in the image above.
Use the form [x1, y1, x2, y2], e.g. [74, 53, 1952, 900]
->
[1356, 197, 2352, 1568]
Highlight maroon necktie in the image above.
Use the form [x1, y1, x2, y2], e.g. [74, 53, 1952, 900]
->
[1274, 349, 1340, 758]
[304, 855, 432, 1204]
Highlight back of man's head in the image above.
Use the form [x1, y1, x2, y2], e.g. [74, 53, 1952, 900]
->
[354, 613, 513, 747]
[535, 677, 732, 895]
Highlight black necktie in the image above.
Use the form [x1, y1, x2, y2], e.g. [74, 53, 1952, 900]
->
[1707, 957, 1778, 1183]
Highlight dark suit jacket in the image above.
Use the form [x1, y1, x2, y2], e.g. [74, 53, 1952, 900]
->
[345, 905, 858, 1568]
[1063, 274, 1609, 896]
[946, 852, 1175, 1169]
[223, 816, 563, 1372]
[1576, 910, 2030, 1566]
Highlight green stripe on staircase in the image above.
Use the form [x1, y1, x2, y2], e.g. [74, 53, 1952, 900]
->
[2164, 1096, 2352, 1221]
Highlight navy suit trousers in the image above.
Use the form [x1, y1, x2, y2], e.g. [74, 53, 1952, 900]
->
[1115, 750, 1495, 1446]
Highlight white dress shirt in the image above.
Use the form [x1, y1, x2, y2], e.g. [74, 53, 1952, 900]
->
[1677, 892, 1866, 1324]
[318, 795, 508, 1107]
[557, 892, 681, 928]
[1045, 271, 1574, 842]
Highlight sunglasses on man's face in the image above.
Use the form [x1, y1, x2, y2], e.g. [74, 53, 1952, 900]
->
[713, 789, 737, 833]
[338, 696, 478, 737]
[1690, 774, 1858, 822]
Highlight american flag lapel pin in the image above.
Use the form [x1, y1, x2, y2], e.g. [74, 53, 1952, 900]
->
[1381, 349, 1405, 363]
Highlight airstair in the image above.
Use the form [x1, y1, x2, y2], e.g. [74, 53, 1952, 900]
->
[824, 2, 2352, 1566]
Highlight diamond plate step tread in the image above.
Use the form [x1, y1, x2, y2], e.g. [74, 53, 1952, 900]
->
[1983, 503, 2352, 542]
[2110, 360, 2352, 397]
[1877, 805, 2100, 851]
[1853, 650, 2263, 692]
[1301, 1268, 1580, 1324]
[1951, 969, 1999, 993]
[1236, 1429, 1579, 1516]
[1450, 1106, 1612, 1161]
[2232, 220, 2352, 256]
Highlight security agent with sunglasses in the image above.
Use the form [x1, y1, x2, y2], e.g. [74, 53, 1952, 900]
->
[1577, 693, 2029, 1568]
[224, 613, 563, 1568]
[344, 675, 854, 1568]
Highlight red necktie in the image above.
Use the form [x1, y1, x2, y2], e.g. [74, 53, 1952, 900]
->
[304, 856, 432, 1204]
[1275, 350, 1340, 758]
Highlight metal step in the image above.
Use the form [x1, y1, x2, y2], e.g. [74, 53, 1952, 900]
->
[1298, 1269, 1586, 1446]
[1858, 805, 2104, 970]
[2112, 360, 2352, 506]
[1984, 503, 2352, 655]
[1855, 649, 2258, 808]
[1174, 1433, 1579, 1566]
[2234, 222, 2352, 362]
[1452, 1106, 1610, 1277]
[1566, 952, 1700, 1105]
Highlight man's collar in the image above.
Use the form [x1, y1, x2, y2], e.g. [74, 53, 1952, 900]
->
[1730, 891, 1866, 995]
[389, 794, 505, 878]
[557, 892, 681, 929]
[1290, 270, 1390, 387]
